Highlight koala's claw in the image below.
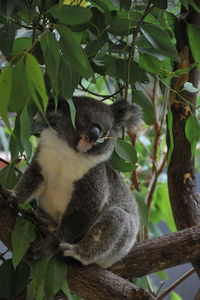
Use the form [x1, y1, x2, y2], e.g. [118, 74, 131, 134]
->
[60, 242, 76, 257]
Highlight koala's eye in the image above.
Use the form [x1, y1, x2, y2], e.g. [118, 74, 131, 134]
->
[87, 125, 101, 142]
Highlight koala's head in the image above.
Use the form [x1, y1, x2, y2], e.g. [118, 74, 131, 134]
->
[45, 96, 140, 157]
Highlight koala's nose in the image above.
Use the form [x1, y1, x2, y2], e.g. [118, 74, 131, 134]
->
[87, 125, 101, 142]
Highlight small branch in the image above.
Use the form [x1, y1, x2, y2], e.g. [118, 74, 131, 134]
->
[125, 0, 154, 100]
[79, 82, 124, 101]
[157, 268, 194, 300]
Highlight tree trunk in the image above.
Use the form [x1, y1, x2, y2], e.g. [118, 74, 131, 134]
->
[167, 2, 200, 277]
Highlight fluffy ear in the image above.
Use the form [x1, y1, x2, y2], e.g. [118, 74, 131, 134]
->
[111, 100, 141, 129]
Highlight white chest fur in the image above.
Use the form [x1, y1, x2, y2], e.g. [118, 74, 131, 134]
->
[36, 128, 109, 222]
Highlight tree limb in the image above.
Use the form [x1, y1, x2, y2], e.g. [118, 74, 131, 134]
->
[111, 224, 200, 279]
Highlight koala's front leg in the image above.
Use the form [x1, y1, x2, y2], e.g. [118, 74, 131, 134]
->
[60, 207, 137, 268]
[13, 158, 45, 204]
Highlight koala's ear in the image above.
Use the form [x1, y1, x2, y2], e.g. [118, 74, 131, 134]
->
[111, 100, 141, 129]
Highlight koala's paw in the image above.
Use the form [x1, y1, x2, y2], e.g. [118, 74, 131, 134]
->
[60, 242, 76, 258]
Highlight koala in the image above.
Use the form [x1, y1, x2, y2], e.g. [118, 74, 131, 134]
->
[3, 96, 140, 268]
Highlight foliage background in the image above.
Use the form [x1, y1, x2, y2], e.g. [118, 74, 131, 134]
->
[0, 0, 200, 299]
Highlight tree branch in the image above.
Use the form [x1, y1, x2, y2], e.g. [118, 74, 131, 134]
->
[111, 224, 200, 279]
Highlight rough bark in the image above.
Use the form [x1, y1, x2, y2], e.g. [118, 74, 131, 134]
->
[167, 2, 200, 277]
[111, 224, 200, 279]
[68, 262, 155, 300]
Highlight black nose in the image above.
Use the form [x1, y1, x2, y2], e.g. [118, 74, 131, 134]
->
[87, 125, 101, 142]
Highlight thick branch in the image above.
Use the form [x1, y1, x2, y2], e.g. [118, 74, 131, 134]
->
[111, 224, 200, 279]
[68, 262, 155, 300]
[167, 2, 200, 276]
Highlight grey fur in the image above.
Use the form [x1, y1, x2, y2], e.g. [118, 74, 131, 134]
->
[10, 96, 140, 268]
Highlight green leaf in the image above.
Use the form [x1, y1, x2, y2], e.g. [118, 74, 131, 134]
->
[134, 191, 148, 227]
[151, 183, 176, 232]
[109, 150, 135, 172]
[141, 24, 180, 62]
[25, 53, 48, 112]
[45, 256, 67, 299]
[67, 98, 76, 129]
[115, 139, 138, 164]
[20, 103, 33, 160]
[187, 23, 200, 65]
[167, 108, 174, 166]
[185, 114, 200, 157]
[13, 37, 32, 54]
[171, 291, 183, 300]
[9, 57, 28, 112]
[156, 270, 169, 281]
[107, 11, 142, 35]
[40, 31, 60, 95]
[0, 65, 12, 130]
[133, 90, 155, 125]
[0, 259, 30, 299]
[189, 0, 200, 13]
[61, 280, 74, 300]
[56, 24, 93, 79]
[0, 23, 16, 58]
[0, 164, 18, 189]
[59, 57, 80, 98]
[12, 216, 37, 268]
[27, 257, 50, 300]
[49, 4, 92, 25]
[90, 0, 115, 13]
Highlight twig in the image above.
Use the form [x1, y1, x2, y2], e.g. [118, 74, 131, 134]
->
[0, 158, 23, 175]
[79, 82, 125, 101]
[157, 268, 194, 300]
[125, 0, 154, 100]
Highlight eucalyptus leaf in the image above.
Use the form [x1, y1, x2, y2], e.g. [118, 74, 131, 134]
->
[56, 24, 93, 79]
[133, 90, 155, 125]
[0, 65, 12, 130]
[141, 24, 180, 62]
[25, 53, 48, 113]
[185, 114, 200, 158]
[167, 108, 174, 166]
[12, 216, 37, 268]
[49, 4, 92, 25]
[67, 98, 76, 129]
[20, 104, 33, 160]
[0, 260, 30, 300]
[115, 139, 138, 164]
[187, 23, 200, 65]
[45, 256, 67, 299]
[40, 31, 60, 95]
[0, 164, 18, 189]
[27, 256, 50, 300]
[109, 150, 135, 172]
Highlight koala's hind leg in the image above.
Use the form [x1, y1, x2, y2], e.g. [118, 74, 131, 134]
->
[60, 207, 138, 268]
